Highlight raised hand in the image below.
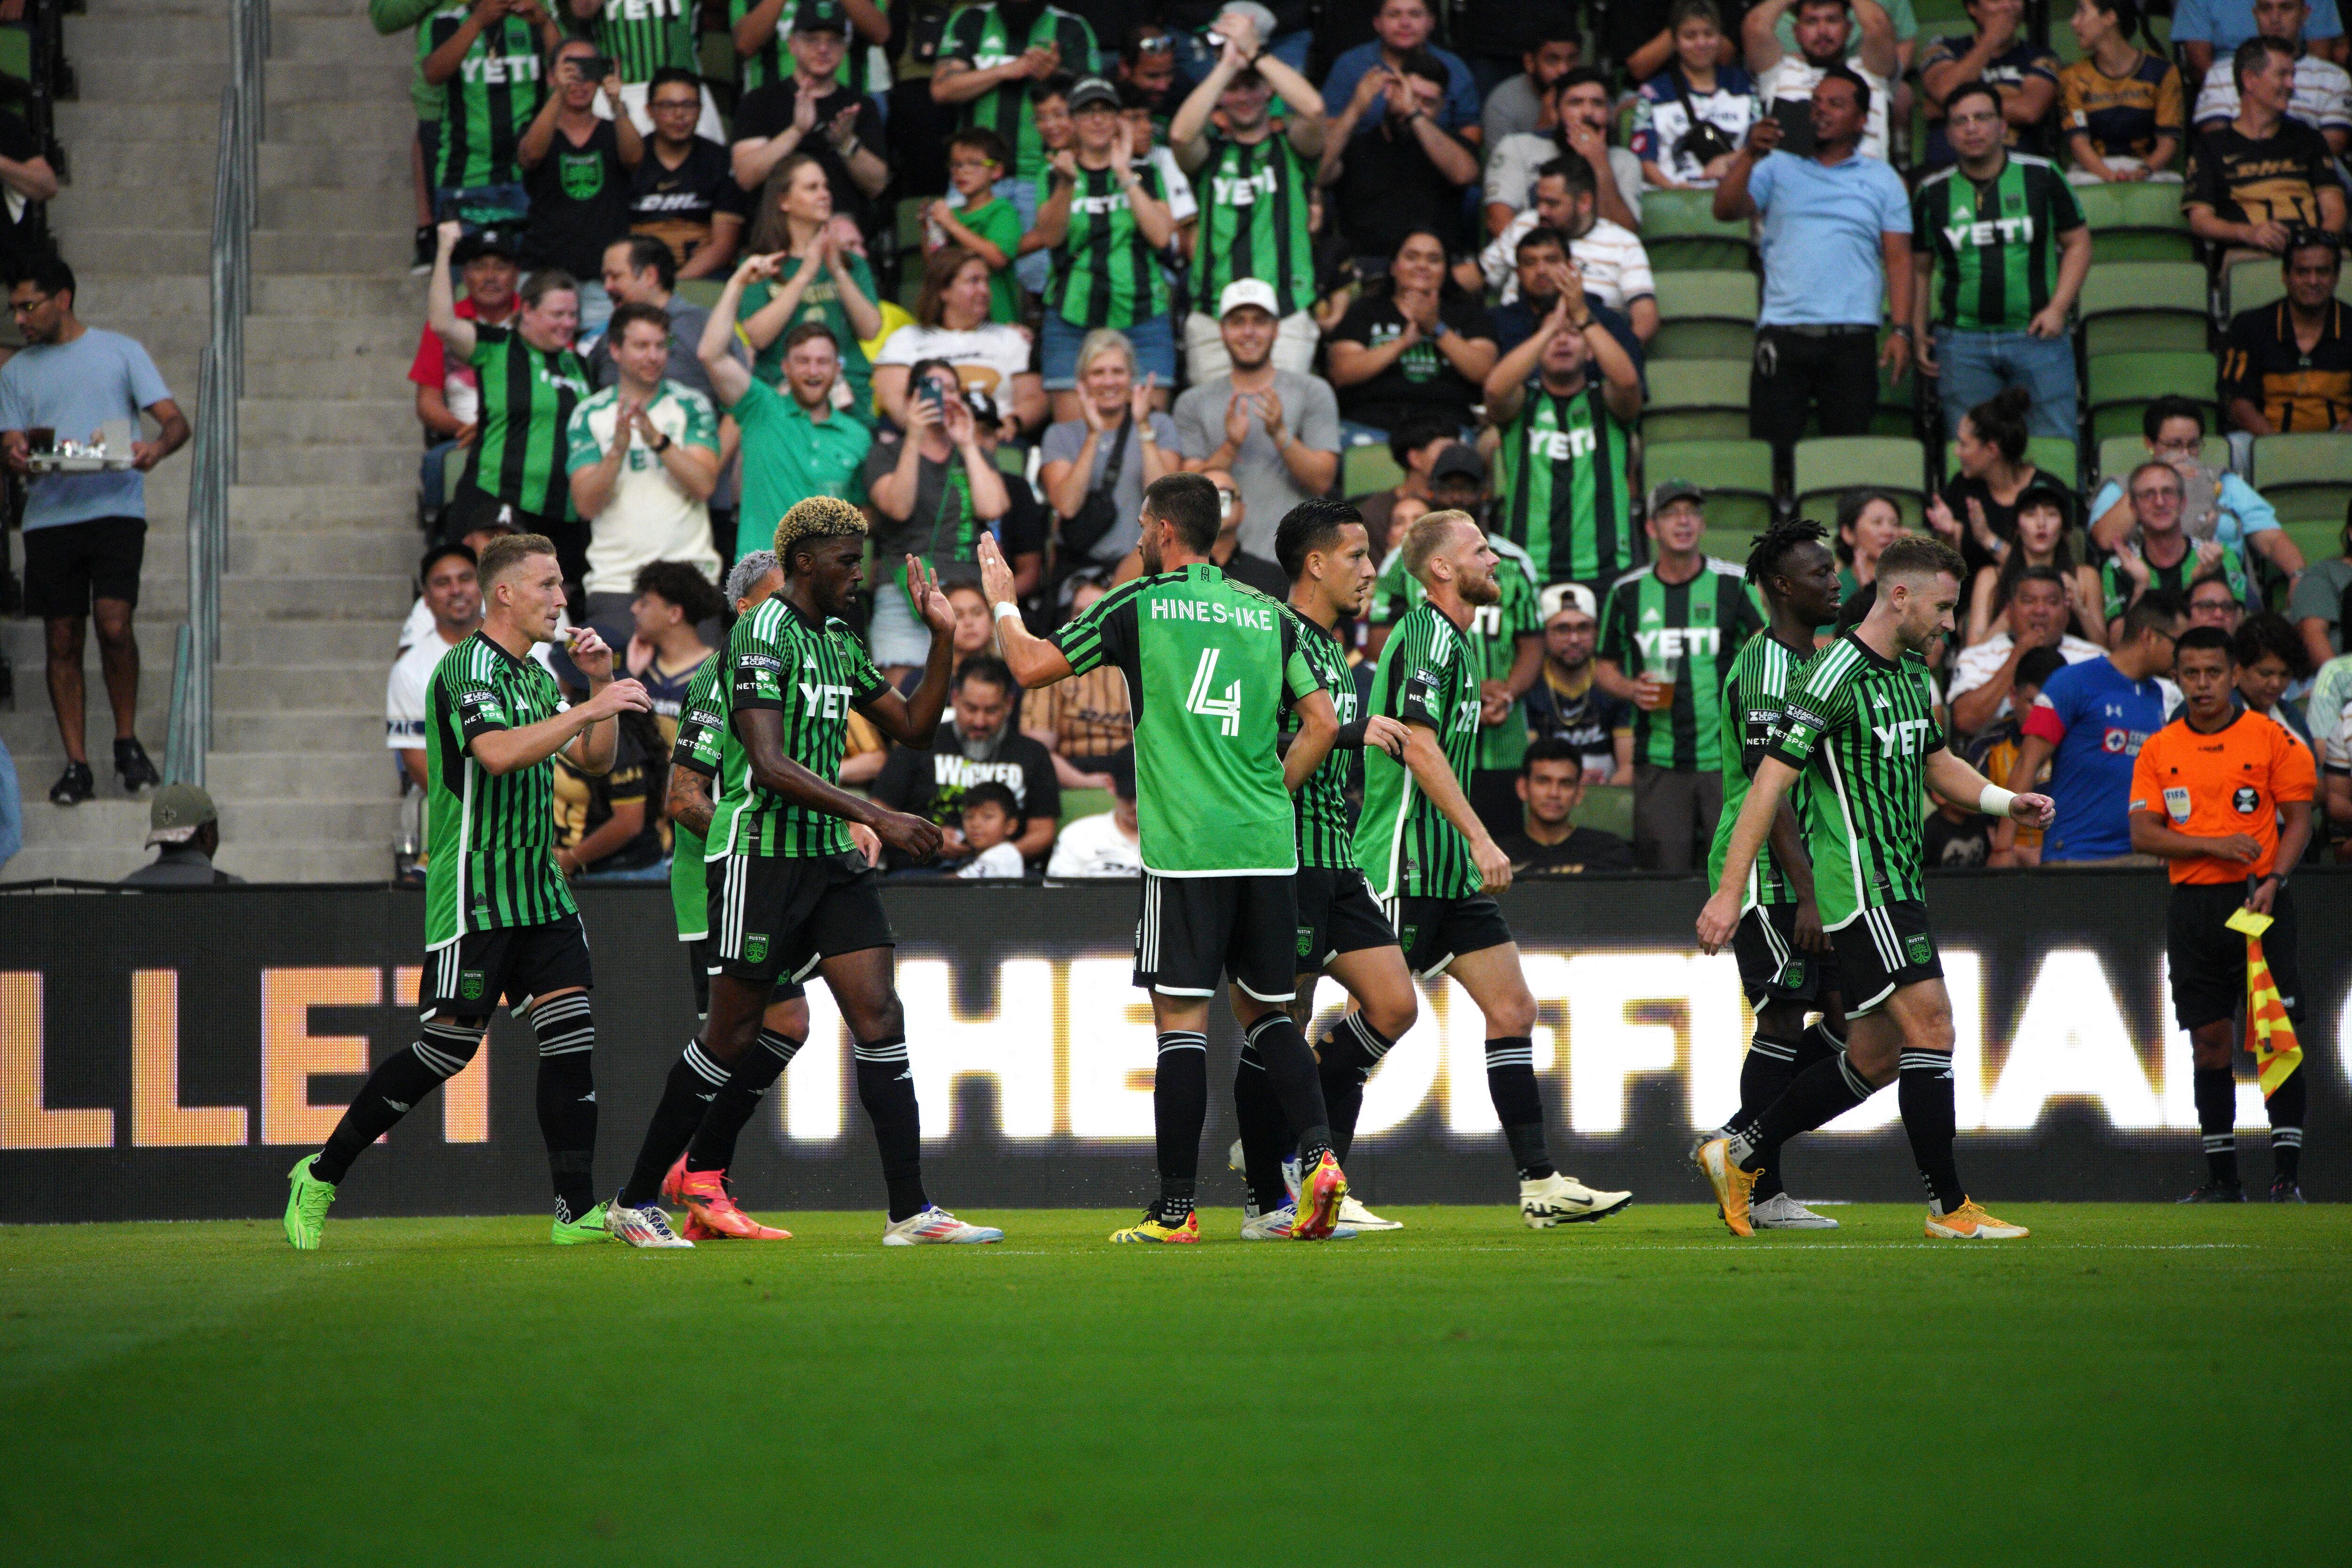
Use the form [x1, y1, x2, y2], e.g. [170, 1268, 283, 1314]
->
[1129, 371, 1157, 425]
[940, 388, 978, 447]
[736, 250, 785, 285]
[564, 624, 618, 683]
[791, 88, 821, 136]
[1224, 390, 1253, 448]
[907, 554, 955, 636]
[977, 531, 1020, 609]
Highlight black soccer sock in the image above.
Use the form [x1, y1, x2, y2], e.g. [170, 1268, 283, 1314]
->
[1898, 1048, 1965, 1216]
[1732, 1050, 1874, 1171]
[530, 995, 598, 1223]
[1232, 1041, 1292, 1216]
[311, 1018, 487, 1186]
[1739, 1032, 1806, 1202]
[619, 1041, 730, 1208]
[687, 1028, 803, 1174]
[1243, 1013, 1333, 1167]
[1317, 1013, 1392, 1164]
[2267, 1067, 2304, 1184]
[1801, 1017, 1844, 1064]
[1152, 1031, 1208, 1222]
[1485, 1036, 1552, 1181]
[852, 1036, 928, 1223]
[2194, 1065, 2239, 1186]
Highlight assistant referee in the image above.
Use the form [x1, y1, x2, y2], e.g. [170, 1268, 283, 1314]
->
[2128, 626, 2316, 1203]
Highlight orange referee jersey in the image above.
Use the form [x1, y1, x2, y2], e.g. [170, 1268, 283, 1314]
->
[2128, 708, 2315, 884]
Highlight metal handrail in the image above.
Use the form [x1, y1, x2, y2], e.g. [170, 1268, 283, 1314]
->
[164, 0, 269, 788]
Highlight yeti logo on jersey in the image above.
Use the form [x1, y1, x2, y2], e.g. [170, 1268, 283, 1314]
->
[460, 971, 485, 1001]
[1872, 717, 1936, 755]
[743, 933, 769, 964]
[799, 682, 854, 719]
[1184, 646, 1243, 736]
[1530, 424, 1598, 462]
[2233, 785, 2259, 814]
[1634, 626, 1723, 662]
[1212, 166, 1280, 206]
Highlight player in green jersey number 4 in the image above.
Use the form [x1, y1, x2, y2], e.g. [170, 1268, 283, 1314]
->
[1353, 510, 1633, 1229]
[982, 474, 1354, 1243]
[609, 498, 1003, 1248]
[1697, 536, 2053, 1242]
[285, 535, 656, 1250]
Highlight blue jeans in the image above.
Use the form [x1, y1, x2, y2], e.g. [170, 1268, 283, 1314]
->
[1934, 327, 2078, 440]
[0, 733, 21, 872]
[1039, 310, 1176, 389]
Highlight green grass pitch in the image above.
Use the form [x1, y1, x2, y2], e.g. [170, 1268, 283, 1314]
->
[4, 1204, 2346, 1566]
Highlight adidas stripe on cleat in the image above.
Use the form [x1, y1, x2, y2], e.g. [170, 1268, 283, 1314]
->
[882, 1206, 1004, 1244]
[607, 1195, 694, 1248]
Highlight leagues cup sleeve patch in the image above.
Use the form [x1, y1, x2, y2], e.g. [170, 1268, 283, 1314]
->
[1401, 668, 1445, 727]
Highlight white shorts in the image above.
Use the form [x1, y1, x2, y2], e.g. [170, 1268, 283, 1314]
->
[866, 585, 931, 668]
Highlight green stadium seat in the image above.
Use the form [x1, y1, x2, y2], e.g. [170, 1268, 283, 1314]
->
[995, 442, 1027, 477]
[895, 196, 930, 258]
[2226, 257, 2352, 317]
[1343, 442, 1405, 499]
[1699, 525, 1756, 564]
[1574, 783, 1634, 840]
[1642, 359, 1751, 443]
[673, 279, 723, 309]
[1793, 436, 1928, 528]
[1650, 271, 1757, 360]
[1640, 438, 1774, 535]
[2249, 433, 2352, 523]
[1059, 788, 1114, 823]
[1640, 190, 1755, 272]
[2074, 181, 2194, 264]
[2284, 518, 2345, 568]
[2078, 261, 2210, 356]
[0, 26, 29, 85]
[2085, 352, 2217, 443]
[2095, 432, 2232, 485]
[1944, 437, 2079, 488]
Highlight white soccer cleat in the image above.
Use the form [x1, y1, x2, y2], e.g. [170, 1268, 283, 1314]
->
[1337, 1195, 1402, 1230]
[606, 1197, 693, 1249]
[1520, 1172, 1632, 1228]
[1239, 1204, 1358, 1241]
[1749, 1192, 1839, 1230]
[882, 1206, 1005, 1244]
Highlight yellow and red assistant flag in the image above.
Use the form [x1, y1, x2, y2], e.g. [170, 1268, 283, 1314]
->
[2225, 907, 2303, 1098]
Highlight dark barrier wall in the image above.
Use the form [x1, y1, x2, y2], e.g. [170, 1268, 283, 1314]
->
[3, 871, 2344, 1222]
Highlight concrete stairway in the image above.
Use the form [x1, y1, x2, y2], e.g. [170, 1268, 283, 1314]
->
[5, 0, 421, 881]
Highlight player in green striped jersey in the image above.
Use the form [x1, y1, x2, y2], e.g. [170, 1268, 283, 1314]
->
[1032, 80, 1178, 352]
[933, 1, 1101, 184]
[1484, 287, 1644, 594]
[1352, 510, 1633, 1229]
[612, 500, 1004, 1246]
[285, 535, 656, 1251]
[1697, 520, 1847, 1231]
[984, 473, 1356, 1243]
[1698, 536, 2053, 1242]
[421, 0, 559, 222]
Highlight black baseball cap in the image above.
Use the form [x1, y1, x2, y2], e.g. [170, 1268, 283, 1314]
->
[793, 0, 850, 33]
[453, 226, 523, 264]
[1067, 75, 1120, 111]
[1430, 442, 1487, 484]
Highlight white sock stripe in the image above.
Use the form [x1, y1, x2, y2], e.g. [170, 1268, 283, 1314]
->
[536, 1027, 595, 1056]
[1236, 1040, 1263, 1069]
[410, 1039, 468, 1077]
[2271, 1128, 2303, 1146]
[852, 1044, 909, 1063]
[2202, 1135, 2236, 1150]
[1342, 1011, 1390, 1062]
[1748, 1037, 1799, 1062]
[757, 1031, 803, 1063]
[423, 1019, 486, 1045]
[683, 1043, 730, 1085]
[532, 993, 591, 1018]
[1838, 1052, 1874, 1098]
[1484, 1048, 1535, 1067]
[1157, 1032, 1208, 1055]
[1899, 1052, 1951, 1069]
[1244, 1013, 1287, 1042]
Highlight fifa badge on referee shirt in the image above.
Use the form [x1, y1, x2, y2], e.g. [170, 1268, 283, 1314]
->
[2163, 786, 2192, 822]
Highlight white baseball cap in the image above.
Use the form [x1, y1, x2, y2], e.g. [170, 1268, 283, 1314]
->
[1217, 278, 1280, 318]
[1539, 582, 1598, 624]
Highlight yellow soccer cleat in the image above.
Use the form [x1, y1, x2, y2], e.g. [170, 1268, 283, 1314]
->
[1924, 1199, 2029, 1239]
[1293, 1151, 1348, 1240]
[1109, 1210, 1201, 1244]
[1695, 1138, 1758, 1237]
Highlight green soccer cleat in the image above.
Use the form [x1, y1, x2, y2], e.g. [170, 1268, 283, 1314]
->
[284, 1155, 337, 1250]
[551, 1202, 612, 1244]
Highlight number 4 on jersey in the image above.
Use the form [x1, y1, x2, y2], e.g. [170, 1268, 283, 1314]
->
[1186, 646, 1242, 736]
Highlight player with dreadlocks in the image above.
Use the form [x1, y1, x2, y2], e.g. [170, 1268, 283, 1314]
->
[1692, 519, 1848, 1229]
[607, 497, 1004, 1247]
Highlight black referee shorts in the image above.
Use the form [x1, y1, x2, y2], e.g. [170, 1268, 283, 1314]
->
[422, 912, 593, 1022]
[1733, 900, 1841, 1009]
[707, 849, 894, 987]
[2167, 880, 2301, 1033]
[1829, 899, 1941, 1019]
[1294, 865, 1398, 974]
[1383, 890, 1515, 980]
[1134, 871, 1297, 1003]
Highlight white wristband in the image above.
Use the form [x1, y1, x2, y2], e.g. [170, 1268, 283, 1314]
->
[993, 600, 1021, 622]
[1978, 784, 2016, 818]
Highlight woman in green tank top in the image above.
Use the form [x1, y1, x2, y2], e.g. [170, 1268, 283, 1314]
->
[737, 153, 885, 422]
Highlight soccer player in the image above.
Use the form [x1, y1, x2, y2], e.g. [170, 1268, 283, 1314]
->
[2129, 627, 2316, 1202]
[1354, 509, 1634, 1228]
[608, 497, 1004, 1247]
[1227, 499, 1422, 1239]
[1698, 519, 1848, 1230]
[283, 534, 656, 1250]
[1696, 535, 2053, 1240]
[979, 472, 1351, 1243]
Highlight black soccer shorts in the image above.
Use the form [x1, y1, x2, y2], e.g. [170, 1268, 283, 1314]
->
[1383, 890, 1515, 980]
[1294, 865, 1399, 974]
[685, 937, 807, 1019]
[422, 911, 593, 1021]
[708, 849, 894, 986]
[1828, 899, 1942, 1019]
[2167, 879, 2302, 1033]
[22, 515, 146, 618]
[1133, 871, 1298, 1003]
[1733, 900, 1842, 1009]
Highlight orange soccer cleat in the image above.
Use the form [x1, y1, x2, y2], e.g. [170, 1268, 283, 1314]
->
[674, 1164, 792, 1241]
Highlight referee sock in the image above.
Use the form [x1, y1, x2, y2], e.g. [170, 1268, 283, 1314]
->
[311, 1018, 487, 1186]
[687, 1028, 802, 1174]
[1732, 1051, 1874, 1172]
[1317, 1013, 1394, 1164]
[1232, 1042, 1291, 1216]
[1898, 1049, 1965, 1216]
[1153, 1032, 1209, 1223]
[1485, 1036, 1553, 1181]
[2194, 1066, 2240, 1186]
[1739, 1033, 1806, 1203]
[2267, 1067, 2305, 1184]
[852, 1036, 928, 1223]
[1243, 1013, 1333, 1167]
[619, 1041, 728, 1209]
[530, 996, 598, 1223]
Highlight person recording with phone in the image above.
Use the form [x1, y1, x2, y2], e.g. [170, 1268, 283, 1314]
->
[860, 358, 1010, 679]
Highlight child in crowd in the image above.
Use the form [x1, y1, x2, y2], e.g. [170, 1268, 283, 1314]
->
[954, 781, 1029, 878]
[927, 128, 1024, 325]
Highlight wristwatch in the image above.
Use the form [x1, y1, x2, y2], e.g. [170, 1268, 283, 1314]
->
[652, 431, 673, 454]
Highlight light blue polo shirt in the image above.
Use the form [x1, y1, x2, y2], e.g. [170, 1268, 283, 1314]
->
[1749, 149, 1914, 329]
[0, 327, 173, 531]
[2172, 0, 2341, 47]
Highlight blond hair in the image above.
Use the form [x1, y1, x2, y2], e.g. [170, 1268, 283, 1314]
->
[1400, 508, 1478, 583]
[476, 532, 557, 590]
[772, 495, 868, 573]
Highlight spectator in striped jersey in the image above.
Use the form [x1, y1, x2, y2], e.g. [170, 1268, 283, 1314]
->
[2188, 0, 2352, 154]
[419, 0, 562, 233]
[566, 0, 724, 140]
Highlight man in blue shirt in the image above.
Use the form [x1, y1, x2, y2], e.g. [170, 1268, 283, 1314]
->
[1320, 0, 1484, 142]
[1711, 66, 1914, 486]
[0, 253, 188, 806]
[1995, 590, 2188, 863]
[2173, 0, 2346, 77]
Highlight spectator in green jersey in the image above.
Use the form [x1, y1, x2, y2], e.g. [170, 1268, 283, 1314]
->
[731, 0, 890, 98]
[931, 0, 1101, 188]
[421, 0, 562, 233]
[566, 0, 722, 140]
[735, 152, 885, 419]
